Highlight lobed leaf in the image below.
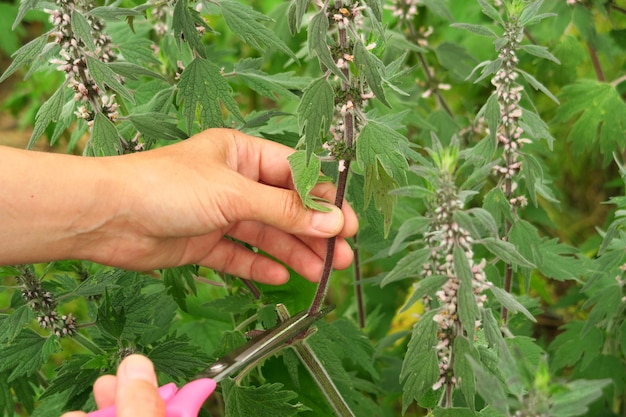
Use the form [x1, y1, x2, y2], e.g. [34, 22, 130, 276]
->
[354, 39, 389, 107]
[86, 56, 135, 104]
[176, 56, 244, 131]
[219, 0, 296, 60]
[89, 113, 121, 156]
[308, 11, 347, 82]
[223, 380, 303, 417]
[148, 335, 210, 380]
[297, 77, 334, 159]
[288, 150, 331, 212]
[172, 0, 207, 57]
[28, 86, 65, 149]
[0, 34, 47, 83]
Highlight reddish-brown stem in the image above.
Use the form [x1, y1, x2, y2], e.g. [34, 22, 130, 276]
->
[587, 42, 605, 82]
[353, 234, 366, 328]
[309, 162, 351, 314]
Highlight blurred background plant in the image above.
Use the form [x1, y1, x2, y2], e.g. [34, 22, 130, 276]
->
[1, 0, 626, 416]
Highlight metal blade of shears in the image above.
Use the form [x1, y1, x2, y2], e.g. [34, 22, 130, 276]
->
[196, 305, 333, 383]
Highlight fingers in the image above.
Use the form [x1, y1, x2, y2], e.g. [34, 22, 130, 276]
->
[116, 355, 165, 417]
[93, 374, 117, 409]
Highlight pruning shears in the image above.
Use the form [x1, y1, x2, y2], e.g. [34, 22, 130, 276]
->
[87, 305, 333, 417]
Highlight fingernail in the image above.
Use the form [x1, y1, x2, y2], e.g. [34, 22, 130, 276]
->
[119, 355, 156, 385]
[311, 205, 343, 235]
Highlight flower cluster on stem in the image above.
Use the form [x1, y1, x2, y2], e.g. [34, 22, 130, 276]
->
[16, 265, 77, 338]
[420, 173, 489, 403]
[45, 0, 121, 128]
[490, 20, 531, 208]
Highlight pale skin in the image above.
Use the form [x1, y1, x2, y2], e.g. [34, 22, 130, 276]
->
[1, 128, 358, 416]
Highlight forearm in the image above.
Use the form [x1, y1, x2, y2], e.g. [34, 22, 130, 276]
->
[0, 146, 119, 265]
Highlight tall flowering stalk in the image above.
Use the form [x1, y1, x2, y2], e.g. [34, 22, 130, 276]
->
[45, 0, 123, 147]
[420, 146, 489, 406]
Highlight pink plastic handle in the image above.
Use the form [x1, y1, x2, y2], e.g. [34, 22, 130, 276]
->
[86, 379, 216, 417]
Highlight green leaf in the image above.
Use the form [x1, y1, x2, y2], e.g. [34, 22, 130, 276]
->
[176, 57, 244, 131]
[517, 68, 559, 104]
[553, 80, 626, 165]
[582, 284, 622, 335]
[13, 0, 39, 30]
[489, 286, 536, 322]
[389, 216, 430, 254]
[89, 6, 142, 20]
[549, 321, 603, 372]
[519, 44, 560, 64]
[550, 379, 611, 417]
[297, 77, 334, 159]
[0, 305, 34, 344]
[234, 61, 302, 100]
[451, 23, 498, 38]
[481, 308, 504, 348]
[433, 407, 476, 417]
[382, 243, 430, 286]
[71, 10, 96, 52]
[219, 0, 296, 60]
[477, 0, 504, 25]
[222, 380, 302, 417]
[172, 0, 207, 57]
[149, 335, 210, 380]
[162, 266, 197, 312]
[107, 62, 165, 81]
[40, 354, 100, 400]
[89, 113, 121, 156]
[85, 56, 134, 104]
[97, 291, 126, 339]
[357, 121, 409, 234]
[28, 86, 65, 149]
[288, 150, 331, 212]
[354, 40, 390, 107]
[0, 34, 47, 83]
[308, 11, 347, 82]
[287, 0, 310, 34]
[400, 310, 440, 413]
[399, 275, 449, 313]
[202, 293, 256, 315]
[467, 355, 508, 414]
[129, 112, 188, 142]
[453, 336, 478, 410]
[454, 246, 480, 340]
[0, 330, 59, 381]
[480, 237, 535, 269]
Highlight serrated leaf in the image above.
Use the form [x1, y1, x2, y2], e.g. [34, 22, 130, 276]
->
[28, 86, 65, 149]
[176, 57, 244, 130]
[89, 113, 121, 156]
[434, 408, 477, 417]
[129, 112, 188, 142]
[162, 266, 197, 312]
[307, 11, 347, 82]
[0, 329, 59, 381]
[553, 80, 626, 165]
[234, 62, 301, 101]
[517, 68, 559, 104]
[89, 6, 142, 20]
[467, 355, 508, 414]
[202, 293, 256, 314]
[549, 321, 603, 372]
[0, 34, 47, 83]
[107, 62, 165, 81]
[400, 274, 449, 313]
[223, 380, 302, 417]
[389, 216, 430, 254]
[481, 237, 535, 269]
[12, 0, 39, 30]
[86, 56, 134, 103]
[582, 284, 622, 335]
[297, 77, 334, 159]
[172, 0, 207, 57]
[382, 248, 431, 287]
[452, 336, 479, 410]
[400, 310, 440, 413]
[477, 0, 504, 25]
[454, 246, 481, 340]
[354, 40, 389, 107]
[519, 44, 560, 64]
[71, 11, 96, 51]
[288, 0, 310, 34]
[0, 305, 34, 344]
[40, 355, 100, 400]
[422, 0, 454, 21]
[518, 0, 544, 26]
[97, 291, 126, 339]
[219, 0, 296, 60]
[451, 23, 498, 38]
[489, 286, 536, 322]
[288, 150, 331, 212]
[357, 121, 408, 190]
[318, 319, 378, 379]
[148, 335, 210, 380]
[550, 379, 611, 417]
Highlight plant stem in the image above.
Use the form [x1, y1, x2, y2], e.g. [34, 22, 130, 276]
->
[612, 74, 626, 87]
[293, 340, 355, 417]
[587, 42, 605, 82]
[353, 234, 366, 328]
[309, 163, 351, 314]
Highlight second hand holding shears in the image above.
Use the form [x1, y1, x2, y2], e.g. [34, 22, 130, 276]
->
[88, 305, 333, 417]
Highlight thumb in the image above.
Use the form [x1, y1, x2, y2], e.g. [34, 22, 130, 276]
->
[116, 355, 165, 417]
[240, 183, 345, 237]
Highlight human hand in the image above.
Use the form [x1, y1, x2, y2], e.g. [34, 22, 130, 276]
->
[61, 355, 166, 417]
[77, 128, 358, 284]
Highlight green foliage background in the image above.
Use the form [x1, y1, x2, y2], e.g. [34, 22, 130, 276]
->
[0, 0, 626, 416]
